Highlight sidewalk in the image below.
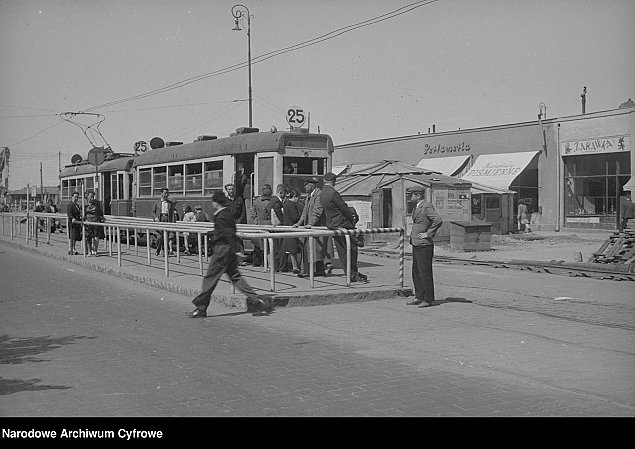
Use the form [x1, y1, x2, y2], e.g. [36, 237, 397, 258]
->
[0, 227, 615, 310]
[0, 229, 411, 311]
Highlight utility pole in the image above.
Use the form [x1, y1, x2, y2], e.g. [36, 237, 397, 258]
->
[40, 161, 43, 201]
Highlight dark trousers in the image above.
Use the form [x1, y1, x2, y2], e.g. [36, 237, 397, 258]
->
[333, 235, 358, 276]
[412, 244, 435, 302]
[192, 243, 259, 311]
[155, 215, 173, 254]
[299, 237, 327, 275]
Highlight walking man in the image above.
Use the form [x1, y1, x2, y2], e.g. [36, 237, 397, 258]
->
[319, 172, 367, 282]
[406, 187, 443, 308]
[187, 191, 271, 318]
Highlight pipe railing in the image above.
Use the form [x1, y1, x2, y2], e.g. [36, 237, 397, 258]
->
[1, 212, 405, 291]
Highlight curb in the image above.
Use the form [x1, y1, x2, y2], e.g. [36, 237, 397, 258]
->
[1, 238, 413, 309]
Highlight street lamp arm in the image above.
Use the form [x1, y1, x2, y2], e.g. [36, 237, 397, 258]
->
[231, 4, 253, 128]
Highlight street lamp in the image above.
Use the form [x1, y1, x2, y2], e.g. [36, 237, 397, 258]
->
[231, 4, 253, 128]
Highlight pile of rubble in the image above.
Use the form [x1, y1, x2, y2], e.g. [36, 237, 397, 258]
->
[589, 229, 635, 265]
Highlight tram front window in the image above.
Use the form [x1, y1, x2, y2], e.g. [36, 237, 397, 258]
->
[282, 156, 326, 194]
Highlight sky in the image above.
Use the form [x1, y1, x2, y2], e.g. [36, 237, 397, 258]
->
[1, 0, 634, 189]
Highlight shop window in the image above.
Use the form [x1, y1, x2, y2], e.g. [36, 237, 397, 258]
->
[564, 152, 630, 217]
[471, 196, 482, 215]
[485, 197, 500, 209]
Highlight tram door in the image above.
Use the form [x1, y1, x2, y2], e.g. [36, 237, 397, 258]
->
[102, 172, 112, 215]
[235, 153, 255, 215]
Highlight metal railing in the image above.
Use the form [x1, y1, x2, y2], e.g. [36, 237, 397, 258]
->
[1, 212, 405, 292]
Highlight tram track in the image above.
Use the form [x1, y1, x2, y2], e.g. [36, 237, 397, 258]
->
[360, 247, 635, 282]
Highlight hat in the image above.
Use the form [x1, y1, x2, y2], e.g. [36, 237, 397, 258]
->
[407, 186, 426, 194]
[194, 204, 203, 210]
[323, 172, 337, 182]
[304, 177, 319, 185]
[211, 191, 229, 205]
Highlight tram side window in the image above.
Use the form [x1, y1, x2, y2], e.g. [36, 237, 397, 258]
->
[139, 169, 152, 196]
[168, 165, 184, 195]
[185, 163, 203, 195]
[69, 179, 77, 197]
[111, 173, 118, 200]
[62, 180, 69, 199]
[118, 173, 124, 200]
[153, 167, 167, 196]
[83, 177, 94, 192]
[204, 161, 223, 196]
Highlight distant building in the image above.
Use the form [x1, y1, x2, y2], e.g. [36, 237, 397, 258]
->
[334, 106, 635, 231]
[5, 186, 60, 208]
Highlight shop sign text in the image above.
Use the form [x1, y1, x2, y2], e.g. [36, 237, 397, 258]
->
[423, 142, 471, 155]
[561, 135, 629, 156]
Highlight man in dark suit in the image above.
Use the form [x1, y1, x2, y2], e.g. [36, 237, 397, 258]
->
[319, 172, 367, 282]
[226, 171, 249, 259]
[152, 187, 178, 256]
[406, 187, 443, 308]
[226, 170, 248, 225]
[187, 191, 271, 318]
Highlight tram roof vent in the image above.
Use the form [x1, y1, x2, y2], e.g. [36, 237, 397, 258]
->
[235, 127, 260, 134]
[165, 141, 184, 147]
[195, 135, 218, 142]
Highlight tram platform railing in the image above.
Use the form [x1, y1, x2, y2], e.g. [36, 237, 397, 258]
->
[0, 211, 405, 292]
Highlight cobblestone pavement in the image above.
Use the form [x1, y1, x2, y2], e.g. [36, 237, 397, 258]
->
[1, 244, 633, 417]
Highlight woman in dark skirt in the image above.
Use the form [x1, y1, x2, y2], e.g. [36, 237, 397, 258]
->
[282, 188, 303, 273]
[84, 190, 105, 256]
[66, 191, 82, 255]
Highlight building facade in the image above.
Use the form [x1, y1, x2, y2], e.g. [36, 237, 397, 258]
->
[333, 106, 634, 232]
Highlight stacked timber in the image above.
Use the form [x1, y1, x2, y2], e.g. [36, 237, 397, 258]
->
[588, 229, 635, 265]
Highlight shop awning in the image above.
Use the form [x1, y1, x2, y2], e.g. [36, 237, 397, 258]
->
[460, 151, 539, 190]
[623, 176, 635, 192]
[416, 155, 471, 176]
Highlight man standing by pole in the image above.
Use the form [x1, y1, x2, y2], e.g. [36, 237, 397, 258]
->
[406, 187, 443, 308]
[319, 172, 367, 282]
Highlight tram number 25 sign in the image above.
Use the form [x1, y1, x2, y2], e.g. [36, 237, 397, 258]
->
[286, 106, 306, 129]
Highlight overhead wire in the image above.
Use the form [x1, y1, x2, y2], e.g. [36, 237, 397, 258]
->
[81, 0, 439, 112]
[4, 1, 439, 148]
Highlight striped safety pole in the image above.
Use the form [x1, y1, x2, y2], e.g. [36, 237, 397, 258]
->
[198, 232, 203, 276]
[399, 228, 404, 287]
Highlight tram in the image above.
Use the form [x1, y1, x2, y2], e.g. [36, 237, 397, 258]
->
[58, 126, 334, 247]
[59, 152, 136, 216]
[131, 126, 334, 218]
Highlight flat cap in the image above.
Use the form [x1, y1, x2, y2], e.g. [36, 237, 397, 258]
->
[211, 191, 228, 205]
[304, 177, 319, 185]
[407, 186, 426, 194]
[323, 172, 337, 182]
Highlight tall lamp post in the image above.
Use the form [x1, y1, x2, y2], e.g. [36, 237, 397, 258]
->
[232, 4, 253, 128]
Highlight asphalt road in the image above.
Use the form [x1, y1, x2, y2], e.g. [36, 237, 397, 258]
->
[1, 244, 633, 417]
